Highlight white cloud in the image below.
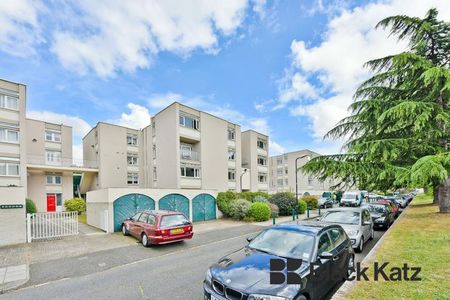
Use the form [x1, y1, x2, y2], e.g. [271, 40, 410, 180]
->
[111, 103, 151, 130]
[51, 0, 249, 76]
[27, 111, 92, 138]
[252, 0, 267, 19]
[270, 140, 286, 156]
[0, 0, 43, 57]
[277, 0, 450, 146]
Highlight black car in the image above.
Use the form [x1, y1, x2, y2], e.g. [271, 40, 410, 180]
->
[318, 197, 333, 209]
[204, 223, 355, 300]
[364, 203, 395, 230]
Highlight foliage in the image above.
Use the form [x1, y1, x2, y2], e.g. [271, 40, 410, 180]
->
[248, 202, 271, 222]
[268, 203, 279, 217]
[64, 198, 86, 215]
[237, 191, 270, 202]
[268, 192, 297, 216]
[302, 9, 450, 212]
[26, 198, 37, 214]
[298, 200, 307, 214]
[217, 191, 237, 217]
[229, 199, 251, 220]
[301, 195, 318, 209]
[253, 195, 269, 203]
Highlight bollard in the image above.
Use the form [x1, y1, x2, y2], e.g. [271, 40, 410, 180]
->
[292, 208, 295, 221]
[296, 207, 299, 220]
[307, 207, 310, 218]
[272, 212, 276, 225]
[318, 206, 321, 216]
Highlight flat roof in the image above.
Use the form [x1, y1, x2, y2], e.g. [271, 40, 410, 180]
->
[26, 118, 73, 129]
[0, 78, 26, 86]
[241, 129, 268, 137]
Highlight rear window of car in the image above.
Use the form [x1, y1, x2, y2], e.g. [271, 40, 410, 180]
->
[160, 214, 190, 228]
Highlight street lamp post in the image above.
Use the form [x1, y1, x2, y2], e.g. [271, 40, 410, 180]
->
[240, 168, 248, 192]
[295, 155, 311, 202]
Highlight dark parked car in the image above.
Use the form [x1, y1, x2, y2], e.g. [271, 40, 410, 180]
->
[377, 199, 400, 218]
[318, 197, 334, 208]
[204, 223, 355, 300]
[364, 203, 395, 230]
[122, 210, 193, 247]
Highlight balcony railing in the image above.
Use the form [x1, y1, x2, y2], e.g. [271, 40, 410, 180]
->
[26, 155, 98, 169]
[180, 151, 200, 162]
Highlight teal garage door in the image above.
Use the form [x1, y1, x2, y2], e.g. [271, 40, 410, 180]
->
[113, 194, 155, 232]
[192, 194, 216, 222]
[159, 194, 189, 218]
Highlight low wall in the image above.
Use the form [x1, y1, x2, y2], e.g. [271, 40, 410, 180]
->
[0, 187, 26, 247]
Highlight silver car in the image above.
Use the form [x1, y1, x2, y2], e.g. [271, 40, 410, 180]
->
[318, 207, 374, 253]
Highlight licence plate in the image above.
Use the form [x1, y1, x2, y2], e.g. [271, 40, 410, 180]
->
[170, 228, 184, 234]
[211, 295, 219, 300]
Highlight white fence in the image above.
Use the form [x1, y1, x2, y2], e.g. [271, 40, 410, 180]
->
[27, 212, 79, 242]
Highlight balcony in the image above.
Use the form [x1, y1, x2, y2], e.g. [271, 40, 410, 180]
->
[180, 151, 200, 162]
[26, 155, 98, 171]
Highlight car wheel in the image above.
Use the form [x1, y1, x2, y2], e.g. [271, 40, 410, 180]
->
[346, 255, 355, 279]
[369, 228, 374, 240]
[356, 237, 364, 253]
[385, 222, 390, 230]
[141, 233, 150, 247]
[295, 295, 307, 300]
[122, 224, 128, 236]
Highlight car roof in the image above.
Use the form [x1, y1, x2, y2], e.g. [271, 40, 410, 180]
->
[269, 223, 341, 236]
[325, 207, 364, 212]
[141, 210, 185, 216]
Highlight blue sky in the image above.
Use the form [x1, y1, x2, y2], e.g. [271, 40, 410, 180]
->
[0, 0, 448, 161]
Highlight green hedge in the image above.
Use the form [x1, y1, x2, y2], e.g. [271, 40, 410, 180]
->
[217, 191, 237, 217]
[64, 198, 86, 215]
[298, 200, 307, 214]
[236, 191, 270, 202]
[301, 195, 318, 209]
[229, 199, 251, 220]
[248, 202, 271, 222]
[269, 192, 296, 216]
[26, 198, 37, 214]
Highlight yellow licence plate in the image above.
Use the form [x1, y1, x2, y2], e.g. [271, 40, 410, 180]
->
[170, 228, 184, 234]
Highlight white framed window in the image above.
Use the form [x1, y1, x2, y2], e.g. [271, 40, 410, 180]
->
[228, 149, 236, 161]
[127, 134, 138, 146]
[285, 168, 288, 174]
[46, 151, 62, 165]
[0, 127, 19, 143]
[228, 128, 235, 140]
[277, 158, 283, 165]
[0, 162, 19, 176]
[228, 168, 236, 181]
[0, 94, 19, 110]
[127, 172, 139, 185]
[179, 114, 199, 130]
[258, 173, 267, 183]
[180, 165, 200, 178]
[180, 144, 193, 159]
[257, 155, 267, 166]
[277, 179, 283, 186]
[257, 139, 267, 149]
[45, 131, 61, 142]
[127, 153, 138, 165]
[277, 169, 283, 175]
[46, 174, 62, 185]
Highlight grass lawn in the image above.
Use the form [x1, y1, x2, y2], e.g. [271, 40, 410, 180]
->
[346, 194, 450, 300]
[78, 213, 87, 224]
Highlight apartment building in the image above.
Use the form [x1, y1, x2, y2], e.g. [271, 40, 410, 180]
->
[241, 130, 269, 192]
[83, 102, 244, 192]
[0, 79, 27, 246]
[269, 149, 333, 195]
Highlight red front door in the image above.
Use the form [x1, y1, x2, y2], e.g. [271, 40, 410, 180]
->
[47, 194, 56, 212]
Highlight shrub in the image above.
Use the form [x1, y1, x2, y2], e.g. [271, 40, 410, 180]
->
[253, 191, 270, 200]
[253, 195, 269, 203]
[26, 198, 37, 214]
[237, 191, 254, 202]
[269, 192, 296, 216]
[217, 191, 237, 217]
[268, 203, 279, 217]
[298, 200, 307, 214]
[64, 198, 86, 215]
[229, 199, 251, 220]
[302, 195, 318, 209]
[248, 202, 271, 222]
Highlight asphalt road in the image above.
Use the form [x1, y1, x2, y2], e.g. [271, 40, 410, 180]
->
[1, 223, 384, 300]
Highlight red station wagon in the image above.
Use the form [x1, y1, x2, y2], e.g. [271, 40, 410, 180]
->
[122, 210, 193, 247]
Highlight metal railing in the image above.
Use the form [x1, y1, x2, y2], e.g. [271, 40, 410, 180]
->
[180, 151, 200, 161]
[26, 211, 79, 242]
[26, 155, 98, 169]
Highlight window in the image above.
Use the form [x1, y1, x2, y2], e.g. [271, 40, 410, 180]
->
[138, 213, 148, 223]
[308, 176, 313, 186]
[0, 127, 19, 143]
[152, 122, 156, 137]
[277, 179, 283, 186]
[329, 228, 347, 247]
[180, 165, 200, 178]
[277, 169, 283, 175]
[131, 213, 141, 222]
[152, 145, 156, 158]
[285, 169, 288, 174]
[46, 174, 62, 185]
[127, 172, 139, 185]
[180, 144, 192, 159]
[257, 139, 267, 149]
[228, 149, 235, 161]
[0, 161, 19, 176]
[257, 155, 267, 166]
[258, 173, 267, 183]
[46, 151, 62, 165]
[147, 215, 156, 225]
[285, 178, 288, 185]
[277, 158, 283, 165]
[0, 94, 19, 110]
[179, 114, 199, 130]
[127, 153, 138, 165]
[127, 134, 138, 146]
[318, 232, 334, 254]
[45, 131, 61, 142]
[228, 128, 235, 140]
[56, 194, 62, 206]
[153, 167, 157, 181]
[228, 169, 236, 181]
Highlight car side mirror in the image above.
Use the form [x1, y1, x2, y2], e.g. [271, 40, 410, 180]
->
[319, 252, 333, 260]
[246, 237, 253, 243]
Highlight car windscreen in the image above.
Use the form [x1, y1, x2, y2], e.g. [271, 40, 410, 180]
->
[160, 214, 190, 228]
[248, 228, 314, 261]
[321, 211, 360, 225]
[367, 204, 387, 214]
[342, 194, 357, 199]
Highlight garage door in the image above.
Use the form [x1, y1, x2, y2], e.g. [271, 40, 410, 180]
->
[113, 194, 155, 232]
[192, 194, 216, 222]
[158, 194, 189, 219]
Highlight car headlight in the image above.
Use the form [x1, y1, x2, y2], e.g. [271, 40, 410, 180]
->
[205, 268, 212, 285]
[248, 295, 288, 300]
[347, 230, 359, 237]
[375, 217, 385, 222]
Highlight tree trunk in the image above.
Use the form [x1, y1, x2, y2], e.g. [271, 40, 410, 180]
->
[438, 179, 450, 213]
[433, 185, 440, 204]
